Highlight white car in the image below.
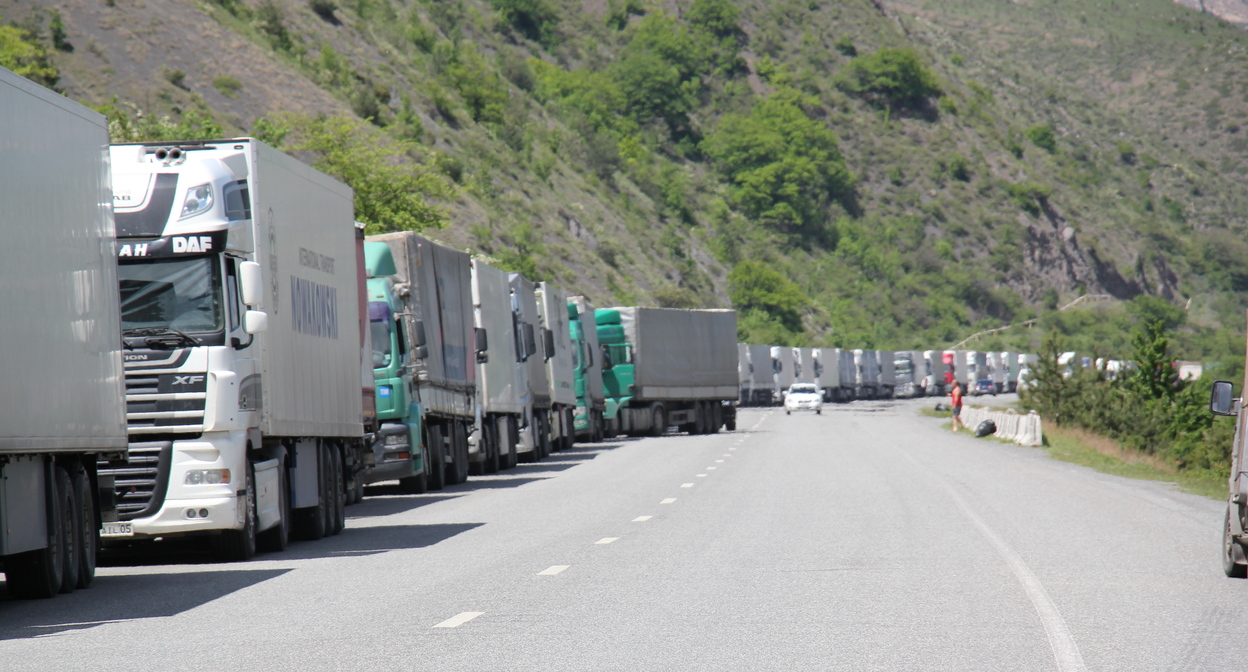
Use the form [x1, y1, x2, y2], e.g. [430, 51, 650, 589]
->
[784, 383, 823, 415]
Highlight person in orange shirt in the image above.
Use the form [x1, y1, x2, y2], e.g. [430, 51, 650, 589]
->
[949, 381, 965, 433]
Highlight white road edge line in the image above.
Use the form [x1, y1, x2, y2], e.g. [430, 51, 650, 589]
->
[633, 516, 652, 522]
[947, 488, 1087, 672]
[595, 537, 619, 545]
[433, 612, 484, 628]
[661, 498, 677, 504]
[538, 565, 569, 576]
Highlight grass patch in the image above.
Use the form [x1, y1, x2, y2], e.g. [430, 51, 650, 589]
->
[1043, 424, 1225, 500]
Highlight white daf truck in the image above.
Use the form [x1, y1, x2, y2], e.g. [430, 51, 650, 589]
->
[101, 138, 368, 560]
[537, 282, 577, 452]
[1, 67, 128, 598]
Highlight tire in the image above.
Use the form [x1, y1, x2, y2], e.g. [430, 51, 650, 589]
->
[330, 445, 346, 536]
[725, 413, 736, 431]
[786, 409, 791, 415]
[816, 408, 822, 415]
[537, 413, 552, 460]
[213, 463, 257, 562]
[503, 418, 518, 470]
[485, 421, 500, 474]
[71, 466, 97, 590]
[57, 467, 81, 594]
[5, 465, 66, 599]
[650, 405, 666, 437]
[258, 461, 290, 553]
[1225, 506, 1247, 578]
[446, 422, 470, 486]
[427, 424, 446, 491]
[320, 443, 335, 537]
[351, 466, 364, 504]
[711, 403, 722, 434]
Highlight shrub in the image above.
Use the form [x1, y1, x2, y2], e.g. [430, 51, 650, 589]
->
[48, 9, 70, 51]
[833, 35, 856, 57]
[938, 95, 957, 115]
[213, 76, 243, 97]
[685, 0, 741, 39]
[0, 17, 58, 87]
[1025, 123, 1057, 152]
[490, 0, 560, 47]
[604, 0, 644, 30]
[164, 68, 188, 90]
[837, 48, 941, 110]
[255, 2, 299, 54]
[1116, 140, 1136, 164]
[309, 0, 339, 22]
[948, 154, 971, 182]
[96, 99, 224, 143]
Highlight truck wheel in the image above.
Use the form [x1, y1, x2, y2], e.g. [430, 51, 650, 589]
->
[725, 413, 737, 432]
[650, 405, 666, 437]
[258, 462, 290, 552]
[5, 465, 66, 599]
[485, 421, 500, 474]
[57, 466, 81, 593]
[1225, 506, 1247, 578]
[213, 464, 257, 562]
[71, 465, 98, 589]
[446, 422, 470, 486]
[320, 443, 335, 536]
[330, 445, 346, 536]
[503, 418, 519, 470]
[427, 425, 446, 491]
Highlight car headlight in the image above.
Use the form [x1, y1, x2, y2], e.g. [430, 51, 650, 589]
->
[180, 183, 213, 219]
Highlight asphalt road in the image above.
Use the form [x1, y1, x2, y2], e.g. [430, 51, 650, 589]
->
[2, 399, 1244, 671]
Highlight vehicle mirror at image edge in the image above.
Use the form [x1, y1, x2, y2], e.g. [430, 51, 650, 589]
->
[475, 327, 488, 354]
[413, 345, 429, 361]
[412, 320, 427, 348]
[543, 328, 556, 361]
[243, 310, 268, 335]
[1210, 380, 1238, 416]
[239, 261, 263, 306]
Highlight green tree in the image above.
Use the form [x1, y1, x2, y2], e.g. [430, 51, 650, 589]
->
[685, 0, 740, 39]
[95, 99, 224, 142]
[702, 88, 852, 237]
[530, 59, 629, 135]
[1127, 319, 1180, 402]
[262, 113, 456, 232]
[728, 260, 810, 334]
[0, 18, 58, 87]
[837, 48, 941, 110]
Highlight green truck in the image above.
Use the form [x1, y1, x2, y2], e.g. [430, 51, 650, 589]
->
[569, 297, 605, 443]
[596, 307, 738, 437]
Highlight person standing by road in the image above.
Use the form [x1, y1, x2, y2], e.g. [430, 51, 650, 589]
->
[949, 381, 965, 433]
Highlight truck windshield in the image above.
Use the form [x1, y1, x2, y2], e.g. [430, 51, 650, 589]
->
[118, 257, 223, 334]
[371, 319, 393, 369]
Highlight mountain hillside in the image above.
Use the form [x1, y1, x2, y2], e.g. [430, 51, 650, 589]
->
[3, 0, 1246, 360]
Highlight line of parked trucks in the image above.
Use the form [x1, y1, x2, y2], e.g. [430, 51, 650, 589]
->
[738, 346, 1040, 406]
[0, 68, 740, 599]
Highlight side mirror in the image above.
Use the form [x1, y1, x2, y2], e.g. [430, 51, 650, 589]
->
[243, 310, 268, 335]
[475, 328, 488, 364]
[413, 345, 429, 361]
[543, 328, 556, 361]
[601, 345, 613, 370]
[239, 261, 263, 306]
[1211, 380, 1239, 416]
[412, 319, 427, 348]
[522, 323, 537, 359]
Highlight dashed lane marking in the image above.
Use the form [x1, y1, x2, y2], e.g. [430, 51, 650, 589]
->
[715, 459, 724, 463]
[696, 474, 707, 478]
[633, 516, 652, 522]
[434, 612, 484, 628]
[595, 537, 619, 545]
[538, 565, 569, 576]
[661, 498, 677, 504]
[707, 467, 716, 470]
[681, 483, 694, 488]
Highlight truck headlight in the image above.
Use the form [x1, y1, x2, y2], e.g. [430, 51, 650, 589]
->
[180, 183, 213, 219]
[384, 433, 407, 446]
[185, 469, 231, 485]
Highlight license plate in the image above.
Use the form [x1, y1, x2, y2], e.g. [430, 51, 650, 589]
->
[101, 522, 133, 537]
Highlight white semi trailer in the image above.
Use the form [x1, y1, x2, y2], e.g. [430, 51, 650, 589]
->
[1, 68, 128, 598]
[103, 137, 369, 560]
[510, 275, 552, 460]
[537, 282, 577, 452]
[471, 259, 523, 473]
[876, 350, 896, 399]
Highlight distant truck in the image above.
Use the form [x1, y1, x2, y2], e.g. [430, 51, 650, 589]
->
[816, 348, 845, 402]
[570, 296, 606, 442]
[746, 344, 777, 406]
[510, 275, 552, 459]
[597, 308, 738, 435]
[894, 351, 923, 398]
[1, 68, 128, 598]
[537, 282, 577, 452]
[472, 259, 523, 472]
[853, 349, 881, 399]
[876, 350, 896, 399]
[1209, 372, 1248, 577]
[102, 136, 372, 560]
[772, 346, 796, 403]
[370, 232, 480, 488]
[839, 349, 858, 401]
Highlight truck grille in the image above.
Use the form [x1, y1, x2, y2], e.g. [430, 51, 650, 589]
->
[125, 372, 207, 435]
[98, 441, 173, 521]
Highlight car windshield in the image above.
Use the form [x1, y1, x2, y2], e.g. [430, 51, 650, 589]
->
[790, 385, 818, 394]
[119, 256, 223, 334]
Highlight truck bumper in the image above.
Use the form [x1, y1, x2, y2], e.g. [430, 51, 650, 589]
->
[104, 431, 248, 540]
